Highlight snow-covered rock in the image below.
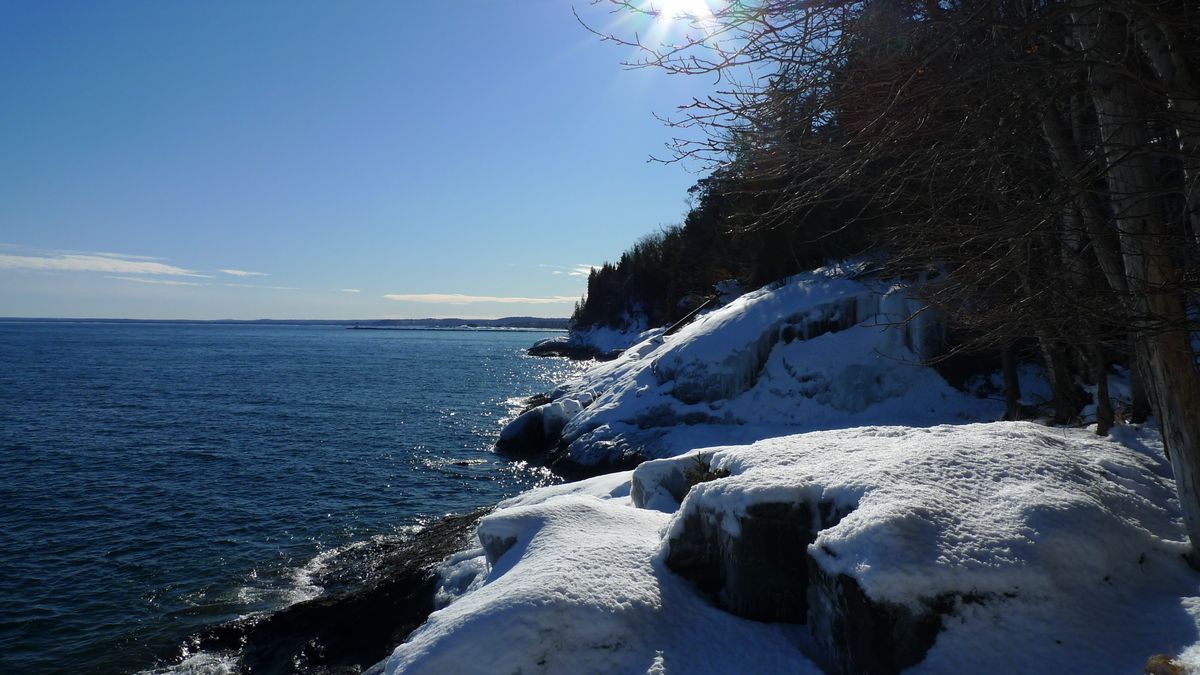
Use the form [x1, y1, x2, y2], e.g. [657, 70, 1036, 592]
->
[385, 423, 1200, 674]
[500, 265, 1005, 471]
[383, 484, 816, 675]
[414, 262, 1200, 674]
[641, 423, 1193, 673]
[527, 326, 663, 361]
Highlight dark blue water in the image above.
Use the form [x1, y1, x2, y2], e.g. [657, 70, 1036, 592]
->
[0, 322, 581, 673]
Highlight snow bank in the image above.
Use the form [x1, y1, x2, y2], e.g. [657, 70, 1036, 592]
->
[386, 423, 1200, 674]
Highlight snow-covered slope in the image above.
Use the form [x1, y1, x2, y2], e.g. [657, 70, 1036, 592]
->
[381, 264, 1199, 674]
[384, 423, 1200, 674]
[502, 264, 1020, 471]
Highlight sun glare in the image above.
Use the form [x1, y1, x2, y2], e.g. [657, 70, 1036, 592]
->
[655, 0, 713, 22]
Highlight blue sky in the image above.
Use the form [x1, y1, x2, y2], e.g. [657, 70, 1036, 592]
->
[0, 1, 715, 319]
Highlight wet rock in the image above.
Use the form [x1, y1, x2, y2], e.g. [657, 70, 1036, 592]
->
[191, 509, 487, 675]
[520, 392, 553, 413]
[495, 396, 616, 478]
[494, 406, 547, 456]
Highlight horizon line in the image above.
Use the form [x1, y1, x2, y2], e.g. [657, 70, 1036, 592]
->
[0, 316, 571, 323]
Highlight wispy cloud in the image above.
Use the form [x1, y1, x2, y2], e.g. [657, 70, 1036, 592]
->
[61, 249, 165, 261]
[0, 252, 207, 277]
[106, 276, 203, 286]
[341, 288, 361, 293]
[104, 276, 298, 291]
[221, 283, 299, 290]
[540, 263, 600, 278]
[219, 268, 268, 277]
[383, 293, 576, 305]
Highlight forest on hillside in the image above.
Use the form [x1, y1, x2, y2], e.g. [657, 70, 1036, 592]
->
[573, 1, 1200, 561]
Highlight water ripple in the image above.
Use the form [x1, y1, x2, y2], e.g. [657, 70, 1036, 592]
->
[0, 323, 585, 673]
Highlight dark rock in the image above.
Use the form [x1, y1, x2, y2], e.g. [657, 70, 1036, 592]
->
[527, 336, 621, 361]
[520, 392, 553, 413]
[542, 441, 643, 480]
[495, 405, 644, 479]
[478, 532, 518, 565]
[664, 497, 945, 675]
[494, 406, 547, 456]
[665, 500, 829, 623]
[191, 509, 487, 674]
[806, 570, 945, 675]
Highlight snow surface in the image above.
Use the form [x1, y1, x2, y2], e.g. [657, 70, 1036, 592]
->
[571, 324, 664, 355]
[534, 266, 1021, 468]
[385, 486, 817, 675]
[380, 265, 1200, 674]
[647, 423, 1187, 603]
[385, 423, 1200, 674]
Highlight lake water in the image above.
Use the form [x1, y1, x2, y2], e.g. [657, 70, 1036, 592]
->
[0, 322, 582, 673]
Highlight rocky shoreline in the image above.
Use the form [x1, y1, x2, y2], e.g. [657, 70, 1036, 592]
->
[165, 510, 487, 674]
[377, 269, 1197, 673]
[166, 268, 1198, 673]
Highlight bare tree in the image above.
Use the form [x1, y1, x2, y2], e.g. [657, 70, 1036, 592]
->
[587, 0, 1200, 563]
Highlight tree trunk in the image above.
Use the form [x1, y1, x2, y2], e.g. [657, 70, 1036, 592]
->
[1133, 16, 1200, 243]
[1079, 5, 1200, 567]
[1130, 337, 1152, 424]
[1040, 107, 1129, 294]
[1133, 332, 1200, 560]
[1091, 343, 1114, 435]
[1039, 336, 1078, 425]
[1002, 343, 1023, 421]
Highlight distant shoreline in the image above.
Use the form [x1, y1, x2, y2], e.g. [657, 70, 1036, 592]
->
[0, 317, 569, 330]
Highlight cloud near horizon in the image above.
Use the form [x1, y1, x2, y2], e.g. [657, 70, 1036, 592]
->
[222, 282, 300, 290]
[103, 276, 299, 291]
[61, 249, 165, 261]
[0, 252, 207, 277]
[106, 275, 203, 286]
[219, 268, 268, 277]
[383, 293, 577, 305]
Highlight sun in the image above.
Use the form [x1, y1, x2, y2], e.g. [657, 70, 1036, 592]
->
[654, 0, 713, 22]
